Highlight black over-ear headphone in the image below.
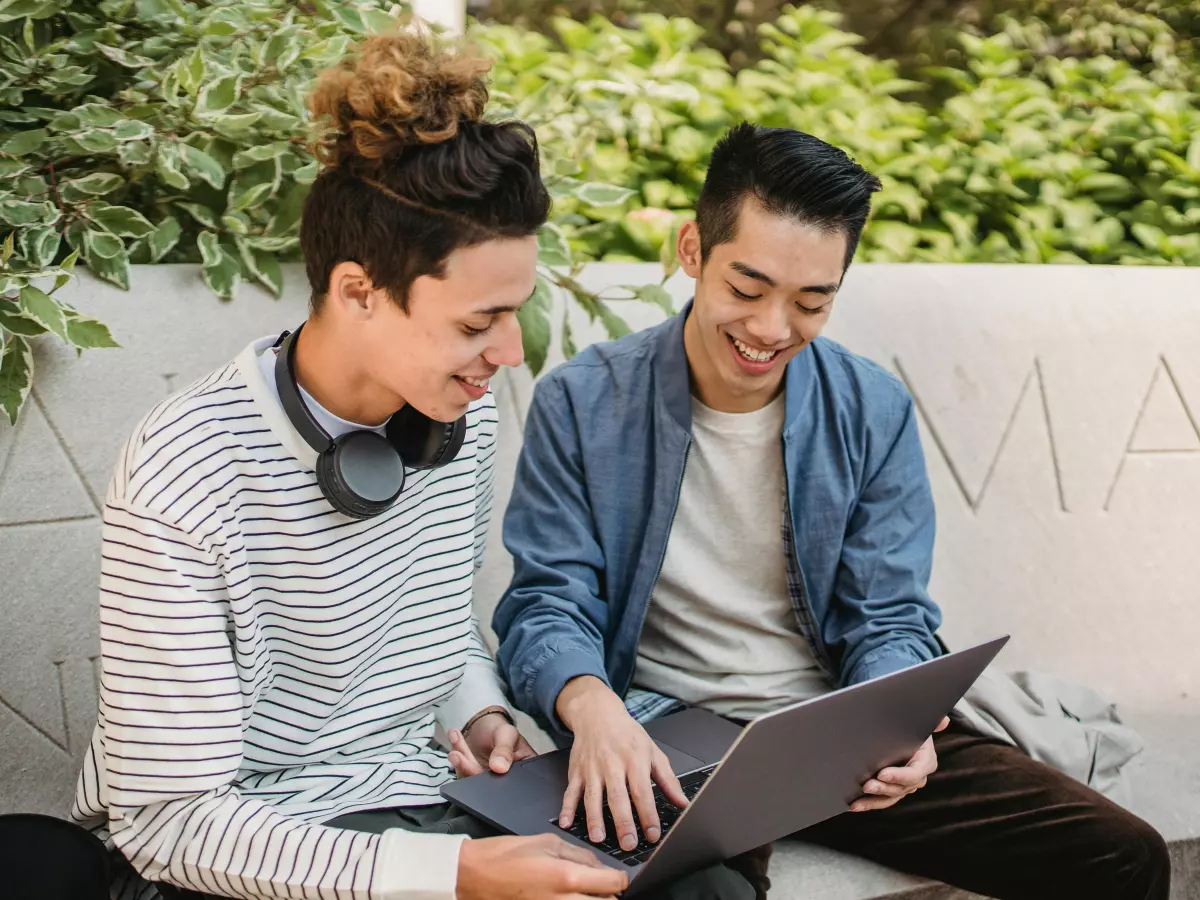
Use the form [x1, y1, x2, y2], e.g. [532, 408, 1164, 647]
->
[273, 325, 467, 519]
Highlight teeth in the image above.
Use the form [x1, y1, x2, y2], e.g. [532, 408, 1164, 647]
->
[732, 338, 777, 363]
[460, 376, 489, 389]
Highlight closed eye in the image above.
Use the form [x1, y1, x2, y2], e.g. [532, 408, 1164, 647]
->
[463, 323, 493, 337]
[729, 284, 762, 301]
[796, 301, 828, 315]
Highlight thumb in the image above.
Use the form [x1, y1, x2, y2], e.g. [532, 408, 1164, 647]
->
[935, 716, 950, 733]
[548, 841, 630, 894]
[489, 724, 518, 774]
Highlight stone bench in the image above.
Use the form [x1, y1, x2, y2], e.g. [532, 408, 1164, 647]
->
[1, 262, 1197, 897]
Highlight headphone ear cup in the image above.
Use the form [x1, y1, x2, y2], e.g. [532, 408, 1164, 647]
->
[315, 434, 405, 519]
[315, 447, 362, 519]
[432, 416, 467, 468]
[388, 407, 468, 470]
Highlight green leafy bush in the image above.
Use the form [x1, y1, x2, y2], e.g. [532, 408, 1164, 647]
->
[0, 0, 660, 421]
[0, 0, 1197, 422]
[934, 0, 1199, 82]
[908, 33, 1200, 264]
[0, 0, 363, 421]
[481, 7, 1200, 266]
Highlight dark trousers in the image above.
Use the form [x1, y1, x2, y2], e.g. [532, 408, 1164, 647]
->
[728, 720, 1171, 900]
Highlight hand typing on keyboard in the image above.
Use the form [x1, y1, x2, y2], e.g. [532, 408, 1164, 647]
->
[555, 676, 693, 853]
[553, 766, 715, 865]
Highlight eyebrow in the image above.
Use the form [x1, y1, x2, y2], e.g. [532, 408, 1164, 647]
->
[728, 261, 839, 296]
[471, 284, 540, 317]
[472, 302, 524, 316]
[729, 261, 776, 287]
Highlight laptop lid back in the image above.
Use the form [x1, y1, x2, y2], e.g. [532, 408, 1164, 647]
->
[627, 636, 1008, 895]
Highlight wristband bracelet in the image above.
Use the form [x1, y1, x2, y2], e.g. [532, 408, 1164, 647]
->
[461, 705, 514, 737]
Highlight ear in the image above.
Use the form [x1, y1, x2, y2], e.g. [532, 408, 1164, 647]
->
[677, 220, 703, 280]
[326, 261, 381, 319]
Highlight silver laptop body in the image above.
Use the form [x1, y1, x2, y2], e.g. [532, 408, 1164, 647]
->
[441, 636, 1008, 896]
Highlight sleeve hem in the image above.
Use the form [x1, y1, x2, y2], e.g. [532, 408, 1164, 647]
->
[374, 828, 465, 900]
[531, 647, 611, 735]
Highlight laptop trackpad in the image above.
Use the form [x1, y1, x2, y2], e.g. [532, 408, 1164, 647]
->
[518, 740, 707, 787]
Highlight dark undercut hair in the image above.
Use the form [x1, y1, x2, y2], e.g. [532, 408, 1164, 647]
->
[695, 122, 882, 273]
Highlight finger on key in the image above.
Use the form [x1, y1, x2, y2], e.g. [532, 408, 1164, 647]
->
[629, 766, 661, 843]
[583, 776, 607, 844]
[651, 749, 689, 809]
[559, 777, 583, 830]
[605, 769, 639, 852]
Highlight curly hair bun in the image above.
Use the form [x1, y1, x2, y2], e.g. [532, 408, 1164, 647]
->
[308, 30, 491, 172]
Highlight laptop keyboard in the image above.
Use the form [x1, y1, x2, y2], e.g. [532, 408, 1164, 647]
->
[553, 764, 717, 866]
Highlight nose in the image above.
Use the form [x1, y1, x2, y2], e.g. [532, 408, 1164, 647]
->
[484, 313, 524, 369]
[744, 302, 790, 348]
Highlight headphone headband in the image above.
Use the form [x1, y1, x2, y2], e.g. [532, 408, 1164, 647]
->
[270, 323, 468, 519]
[274, 326, 335, 455]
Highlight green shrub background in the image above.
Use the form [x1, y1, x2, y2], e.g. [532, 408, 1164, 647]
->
[0, 0, 1197, 422]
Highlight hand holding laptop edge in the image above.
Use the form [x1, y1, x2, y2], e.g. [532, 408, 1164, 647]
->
[447, 713, 633, 899]
[852, 716, 950, 812]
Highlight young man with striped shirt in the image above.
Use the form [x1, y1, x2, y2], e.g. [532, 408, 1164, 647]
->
[68, 34, 638, 900]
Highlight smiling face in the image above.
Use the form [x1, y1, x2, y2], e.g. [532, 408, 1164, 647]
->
[679, 197, 848, 413]
[301, 235, 537, 427]
[364, 236, 538, 422]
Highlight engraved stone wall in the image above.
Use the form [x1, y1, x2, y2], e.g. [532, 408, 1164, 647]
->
[2, 263, 1197, 823]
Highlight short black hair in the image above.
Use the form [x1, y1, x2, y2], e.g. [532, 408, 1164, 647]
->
[695, 123, 882, 273]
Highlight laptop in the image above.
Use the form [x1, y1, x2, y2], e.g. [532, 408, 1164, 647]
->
[442, 636, 1007, 896]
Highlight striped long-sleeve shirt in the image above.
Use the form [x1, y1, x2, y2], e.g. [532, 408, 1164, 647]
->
[70, 337, 510, 900]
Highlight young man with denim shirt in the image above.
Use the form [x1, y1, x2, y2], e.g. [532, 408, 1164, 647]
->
[492, 123, 1170, 899]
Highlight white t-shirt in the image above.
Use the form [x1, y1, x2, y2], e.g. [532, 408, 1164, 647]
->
[633, 393, 829, 721]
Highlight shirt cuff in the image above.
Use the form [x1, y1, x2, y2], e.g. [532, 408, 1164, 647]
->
[845, 643, 930, 687]
[374, 829, 466, 900]
[531, 646, 611, 737]
[436, 660, 512, 735]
